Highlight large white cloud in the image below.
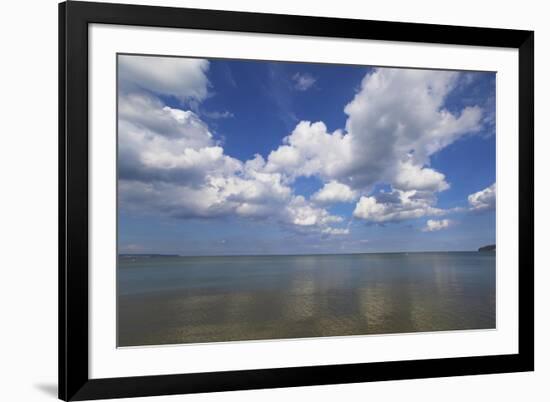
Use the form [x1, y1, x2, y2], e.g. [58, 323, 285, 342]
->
[119, 93, 213, 145]
[118, 91, 345, 235]
[121, 173, 345, 234]
[118, 55, 210, 102]
[284, 195, 343, 227]
[392, 160, 450, 192]
[264, 121, 352, 181]
[118, 93, 241, 185]
[468, 183, 496, 211]
[119, 60, 490, 234]
[311, 180, 358, 204]
[120, 169, 291, 221]
[353, 189, 444, 223]
[264, 68, 482, 199]
[344, 68, 482, 189]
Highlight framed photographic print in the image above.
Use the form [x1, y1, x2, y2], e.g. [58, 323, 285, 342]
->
[59, 1, 534, 400]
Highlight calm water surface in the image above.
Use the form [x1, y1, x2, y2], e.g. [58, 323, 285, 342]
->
[117, 252, 495, 346]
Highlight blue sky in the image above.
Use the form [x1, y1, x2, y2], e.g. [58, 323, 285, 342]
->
[118, 55, 496, 255]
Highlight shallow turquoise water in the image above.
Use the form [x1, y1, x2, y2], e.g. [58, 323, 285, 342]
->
[117, 252, 495, 346]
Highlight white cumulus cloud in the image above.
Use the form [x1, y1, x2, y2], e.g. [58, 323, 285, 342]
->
[343, 68, 482, 190]
[265, 121, 352, 181]
[118, 59, 491, 234]
[393, 160, 450, 192]
[311, 181, 358, 204]
[264, 68, 482, 202]
[118, 55, 210, 102]
[468, 183, 496, 211]
[284, 195, 343, 227]
[118, 94, 241, 186]
[118, 92, 345, 234]
[353, 189, 444, 223]
[422, 219, 453, 232]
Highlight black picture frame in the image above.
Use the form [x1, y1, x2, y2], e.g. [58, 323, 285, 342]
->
[59, 1, 534, 400]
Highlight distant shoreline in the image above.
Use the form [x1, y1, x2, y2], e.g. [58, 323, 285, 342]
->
[478, 244, 496, 252]
[119, 254, 180, 258]
[119, 249, 496, 259]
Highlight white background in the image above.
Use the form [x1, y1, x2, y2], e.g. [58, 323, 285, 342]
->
[0, 0, 545, 401]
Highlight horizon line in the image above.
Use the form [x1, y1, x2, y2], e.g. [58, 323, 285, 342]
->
[118, 247, 495, 258]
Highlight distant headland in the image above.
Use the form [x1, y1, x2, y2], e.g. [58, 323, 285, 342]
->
[478, 244, 496, 252]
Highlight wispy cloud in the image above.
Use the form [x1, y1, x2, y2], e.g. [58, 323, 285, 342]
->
[202, 110, 234, 119]
[120, 243, 145, 252]
[266, 64, 300, 128]
[292, 72, 316, 91]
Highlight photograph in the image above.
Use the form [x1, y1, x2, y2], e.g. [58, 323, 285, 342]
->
[116, 54, 497, 347]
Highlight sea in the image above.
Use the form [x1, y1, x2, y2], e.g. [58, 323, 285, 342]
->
[117, 252, 495, 347]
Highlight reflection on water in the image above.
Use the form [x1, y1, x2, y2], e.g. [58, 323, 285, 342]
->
[117, 252, 496, 346]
